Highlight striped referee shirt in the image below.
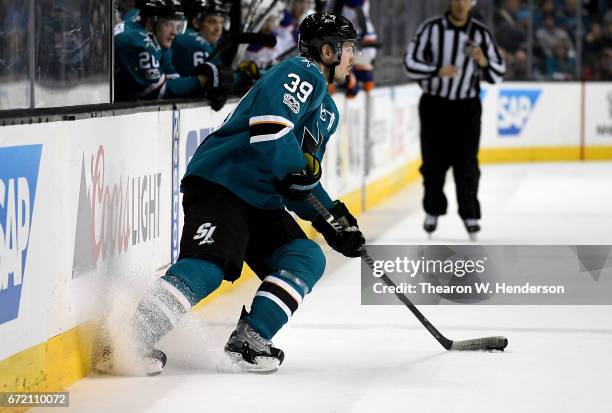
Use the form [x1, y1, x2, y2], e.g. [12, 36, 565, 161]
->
[404, 13, 505, 100]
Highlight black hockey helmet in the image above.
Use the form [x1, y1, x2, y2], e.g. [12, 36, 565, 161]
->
[183, 0, 228, 20]
[298, 12, 357, 60]
[298, 12, 357, 83]
[140, 0, 184, 22]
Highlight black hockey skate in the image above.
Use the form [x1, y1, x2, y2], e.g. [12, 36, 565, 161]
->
[423, 214, 438, 235]
[141, 349, 167, 376]
[94, 345, 167, 377]
[223, 307, 285, 374]
[463, 219, 480, 241]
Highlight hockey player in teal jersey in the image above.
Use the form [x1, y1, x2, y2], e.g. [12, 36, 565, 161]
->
[116, 0, 141, 30]
[172, 0, 260, 97]
[114, 0, 231, 102]
[171, 0, 225, 74]
[102, 13, 365, 376]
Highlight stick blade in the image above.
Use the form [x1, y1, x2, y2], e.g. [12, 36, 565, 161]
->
[450, 336, 508, 351]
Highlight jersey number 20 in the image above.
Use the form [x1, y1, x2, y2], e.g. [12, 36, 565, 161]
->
[139, 52, 161, 80]
[284, 73, 313, 103]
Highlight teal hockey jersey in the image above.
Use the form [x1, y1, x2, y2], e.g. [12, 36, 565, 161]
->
[184, 56, 338, 217]
[122, 8, 141, 31]
[114, 24, 201, 100]
[171, 27, 220, 76]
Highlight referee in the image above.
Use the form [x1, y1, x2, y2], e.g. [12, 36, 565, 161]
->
[404, 0, 505, 237]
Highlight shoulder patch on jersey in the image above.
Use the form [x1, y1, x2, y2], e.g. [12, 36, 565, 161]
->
[299, 57, 318, 68]
[142, 32, 161, 52]
[114, 22, 126, 36]
[287, 56, 323, 78]
[319, 101, 336, 132]
[283, 93, 301, 114]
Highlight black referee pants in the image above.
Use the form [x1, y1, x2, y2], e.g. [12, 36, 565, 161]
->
[418, 93, 482, 220]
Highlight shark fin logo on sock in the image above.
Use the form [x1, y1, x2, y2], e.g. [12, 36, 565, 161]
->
[0, 144, 43, 325]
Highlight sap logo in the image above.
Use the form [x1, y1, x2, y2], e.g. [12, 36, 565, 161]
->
[498, 89, 542, 137]
[186, 128, 213, 164]
[0, 145, 42, 324]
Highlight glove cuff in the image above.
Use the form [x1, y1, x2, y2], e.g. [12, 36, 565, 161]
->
[193, 62, 219, 89]
[329, 200, 358, 227]
[311, 200, 356, 234]
[311, 214, 330, 235]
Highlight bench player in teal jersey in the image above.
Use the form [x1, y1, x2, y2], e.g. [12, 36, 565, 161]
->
[119, 13, 365, 375]
[172, 0, 260, 99]
[116, 0, 142, 31]
[171, 0, 225, 73]
[114, 0, 230, 102]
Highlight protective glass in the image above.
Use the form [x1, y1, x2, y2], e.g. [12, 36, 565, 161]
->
[342, 41, 362, 56]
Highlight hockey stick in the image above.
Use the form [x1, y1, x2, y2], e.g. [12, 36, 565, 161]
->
[243, 0, 264, 32]
[232, 0, 283, 68]
[306, 193, 508, 351]
[250, 0, 283, 33]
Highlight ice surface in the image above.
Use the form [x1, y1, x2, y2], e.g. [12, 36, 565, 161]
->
[33, 162, 612, 413]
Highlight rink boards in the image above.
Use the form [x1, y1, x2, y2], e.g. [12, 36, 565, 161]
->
[2, 81, 612, 396]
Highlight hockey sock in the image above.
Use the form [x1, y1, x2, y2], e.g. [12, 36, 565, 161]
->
[163, 258, 224, 305]
[248, 270, 308, 340]
[131, 258, 224, 351]
[131, 277, 193, 353]
[246, 239, 326, 339]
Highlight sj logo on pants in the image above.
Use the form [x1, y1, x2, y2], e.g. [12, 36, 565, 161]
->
[194, 223, 217, 245]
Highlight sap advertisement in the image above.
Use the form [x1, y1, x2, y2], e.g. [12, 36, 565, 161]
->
[0, 112, 173, 360]
[0, 145, 42, 325]
[480, 83, 581, 148]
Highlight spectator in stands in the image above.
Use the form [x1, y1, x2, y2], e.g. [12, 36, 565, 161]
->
[501, 47, 530, 80]
[536, 13, 574, 57]
[495, 0, 527, 52]
[37, 1, 89, 83]
[337, 0, 378, 98]
[494, 0, 527, 49]
[584, 20, 608, 54]
[242, 3, 285, 69]
[592, 46, 612, 80]
[604, 10, 612, 43]
[114, 0, 232, 106]
[495, 0, 528, 78]
[274, 0, 314, 59]
[292, 0, 314, 22]
[558, 0, 589, 42]
[534, 0, 558, 28]
[89, 4, 108, 72]
[0, 0, 28, 75]
[545, 40, 576, 79]
[581, 20, 605, 79]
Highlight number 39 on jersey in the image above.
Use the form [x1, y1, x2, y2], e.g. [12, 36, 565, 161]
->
[284, 73, 313, 103]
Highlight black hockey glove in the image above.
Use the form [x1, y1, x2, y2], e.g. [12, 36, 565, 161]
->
[312, 200, 366, 258]
[276, 152, 322, 201]
[207, 88, 229, 112]
[193, 62, 234, 111]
